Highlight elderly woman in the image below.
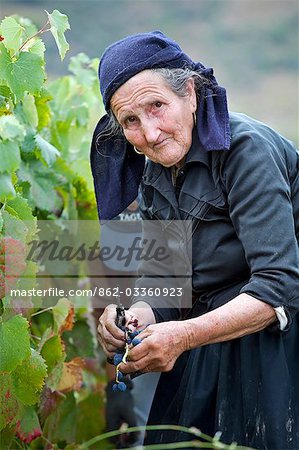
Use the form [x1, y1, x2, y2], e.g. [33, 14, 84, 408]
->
[91, 31, 299, 449]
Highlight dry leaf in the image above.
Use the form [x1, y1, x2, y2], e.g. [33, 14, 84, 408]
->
[57, 357, 85, 393]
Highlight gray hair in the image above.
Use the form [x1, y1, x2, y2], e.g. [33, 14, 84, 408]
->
[101, 67, 211, 138]
[153, 67, 211, 98]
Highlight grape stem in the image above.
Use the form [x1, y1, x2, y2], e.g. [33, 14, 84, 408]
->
[31, 306, 53, 317]
[122, 335, 130, 363]
[115, 336, 130, 383]
[15, 19, 51, 56]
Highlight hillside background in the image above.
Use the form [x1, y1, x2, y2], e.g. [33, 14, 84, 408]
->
[1, 0, 298, 144]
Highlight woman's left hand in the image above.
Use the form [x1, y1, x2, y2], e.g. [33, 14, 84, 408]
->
[119, 321, 190, 373]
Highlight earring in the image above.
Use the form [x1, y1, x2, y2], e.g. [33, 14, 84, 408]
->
[134, 146, 143, 155]
[193, 112, 197, 126]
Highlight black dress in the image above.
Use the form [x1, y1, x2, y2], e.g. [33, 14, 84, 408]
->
[133, 113, 299, 449]
[146, 308, 299, 449]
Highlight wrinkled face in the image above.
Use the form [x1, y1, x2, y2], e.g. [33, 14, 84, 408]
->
[110, 70, 197, 167]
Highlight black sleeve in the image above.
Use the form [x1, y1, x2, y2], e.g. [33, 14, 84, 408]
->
[220, 129, 299, 329]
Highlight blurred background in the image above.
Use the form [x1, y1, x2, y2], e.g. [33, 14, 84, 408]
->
[1, 0, 298, 144]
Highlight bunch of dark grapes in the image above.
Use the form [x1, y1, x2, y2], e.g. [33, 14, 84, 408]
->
[112, 321, 142, 392]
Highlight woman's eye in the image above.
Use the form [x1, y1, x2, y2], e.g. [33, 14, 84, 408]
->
[154, 101, 162, 109]
[126, 116, 137, 124]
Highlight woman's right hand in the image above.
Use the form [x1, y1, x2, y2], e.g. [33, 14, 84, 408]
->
[97, 301, 156, 358]
[97, 304, 127, 358]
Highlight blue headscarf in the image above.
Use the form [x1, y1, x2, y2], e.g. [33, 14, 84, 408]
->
[91, 31, 230, 220]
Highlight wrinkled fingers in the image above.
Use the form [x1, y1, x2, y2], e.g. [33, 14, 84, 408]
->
[97, 322, 125, 352]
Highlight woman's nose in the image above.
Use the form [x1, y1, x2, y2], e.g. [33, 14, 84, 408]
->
[141, 118, 160, 144]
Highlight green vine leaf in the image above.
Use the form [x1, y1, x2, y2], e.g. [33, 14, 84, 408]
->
[2, 208, 28, 243]
[0, 86, 13, 114]
[52, 298, 74, 334]
[0, 43, 45, 101]
[14, 259, 38, 295]
[6, 195, 37, 243]
[0, 173, 16, 202]
[48, 76, 71, 110]
[45, 9, 70, 61]
[0, 85, 13, 99]
[0, 95, 10, 115]
[0, 17, 25, 54]
[6, 195, 33, 220]
[68, 53, 97, 87]
[0, 140, 21, 173]
[27, 38, 46, 58]
[18, 17, 38, 38]
[35, 134, 60, 166]
[0, 115, 26, 141]
[45, 361, 64, 392]
[15, 405, 42, 444]
[0, 315, 31, 373]
[12, 349, 47, 405]
[41, 335, 65, 374]
[35, 88, 52, 130]
[64, 320, 95, 360]
[22, 93, 38, 128]
[17, 161, 64, 213]
[20, 130, 37, 158]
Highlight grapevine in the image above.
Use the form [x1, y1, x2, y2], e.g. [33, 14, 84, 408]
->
[0, 9, 107, 449]
[111, 310, 143, 392]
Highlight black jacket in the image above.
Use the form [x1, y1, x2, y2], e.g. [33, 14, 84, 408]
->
[133, 112, 299, 329]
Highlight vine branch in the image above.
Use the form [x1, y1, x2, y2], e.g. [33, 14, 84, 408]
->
[16, 19, 51, 55]
[78, 425, 254, 450]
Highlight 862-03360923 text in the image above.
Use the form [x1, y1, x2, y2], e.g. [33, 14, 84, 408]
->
[9, 286, 184, 298]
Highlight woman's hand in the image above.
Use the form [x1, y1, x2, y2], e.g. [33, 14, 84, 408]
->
[97, 301, 156, 358]
[97, 304, 126, 358]
[119, 321, 190, 374]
